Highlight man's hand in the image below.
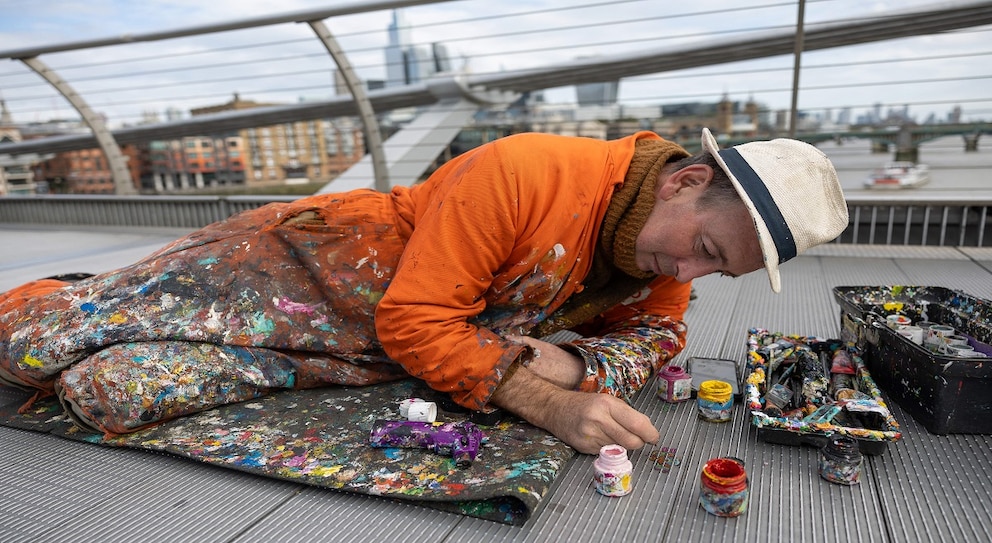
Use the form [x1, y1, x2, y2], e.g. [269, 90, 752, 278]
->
[490, 364, 659, 454]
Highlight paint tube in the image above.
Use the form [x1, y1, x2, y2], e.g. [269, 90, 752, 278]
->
[798, 350, 829, 407]
[830, 373, 857, 400]
[801, 403, 842, 423]
[830, 349, 856, 375]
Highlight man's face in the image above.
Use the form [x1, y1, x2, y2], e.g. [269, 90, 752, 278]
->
[634, 165, 764, 283]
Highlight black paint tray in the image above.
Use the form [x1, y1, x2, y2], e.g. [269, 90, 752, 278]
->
[744, 328, 902, 456]
[833, 285, 992, 435]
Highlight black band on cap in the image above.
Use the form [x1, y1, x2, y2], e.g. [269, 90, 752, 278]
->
[718, 148, 797, 263]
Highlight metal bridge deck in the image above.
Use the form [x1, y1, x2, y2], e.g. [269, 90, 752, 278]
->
[2, 224, 991, 543]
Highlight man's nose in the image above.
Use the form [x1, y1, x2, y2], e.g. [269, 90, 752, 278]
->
[676, 258, 719, 282]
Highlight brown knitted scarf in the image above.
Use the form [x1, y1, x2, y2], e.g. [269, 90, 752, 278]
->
[531, 138, 689, 338]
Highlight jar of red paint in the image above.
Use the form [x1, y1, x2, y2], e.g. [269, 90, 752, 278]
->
[699, 457, 749, 517]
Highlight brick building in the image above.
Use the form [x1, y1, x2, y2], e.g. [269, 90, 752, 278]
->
[191, 94, 365, 188]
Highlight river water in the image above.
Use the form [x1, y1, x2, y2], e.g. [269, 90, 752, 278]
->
[815, 135, 992, 196]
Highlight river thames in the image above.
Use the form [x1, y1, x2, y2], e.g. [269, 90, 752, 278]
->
[815, 134, 992, 196]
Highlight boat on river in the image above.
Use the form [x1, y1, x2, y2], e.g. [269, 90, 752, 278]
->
[864, 162, 930, 189]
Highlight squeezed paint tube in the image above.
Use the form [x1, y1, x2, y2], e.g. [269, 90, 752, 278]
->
[368, 420, 485, 467]
[842, 398, 890, 417]
[830, 349, 856, 374]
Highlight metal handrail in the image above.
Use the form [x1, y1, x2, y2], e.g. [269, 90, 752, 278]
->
[1, 194, 989, 247]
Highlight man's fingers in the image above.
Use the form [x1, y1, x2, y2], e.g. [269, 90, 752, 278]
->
[610, 399, 661, 444]
[576, 397, 659, 452]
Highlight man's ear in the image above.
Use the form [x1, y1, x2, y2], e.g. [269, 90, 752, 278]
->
[658, 164, 713, 200]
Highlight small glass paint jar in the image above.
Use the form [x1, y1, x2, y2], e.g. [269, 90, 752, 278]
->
[926, 324, 955, 352]
[940, 334, 970, 354]
[896, 324, 924, 345]
[697, 380, 733, 422]
[885, 314, 911, 330]
[699, 457, 748, 517]
[763, 383, 793, 417]
[818, 435, 863, 485]
[915, 321, 935, 337]
[946, 344, 976, 357]
[657, 365, 693, 403]
[593, 444, 633, 497]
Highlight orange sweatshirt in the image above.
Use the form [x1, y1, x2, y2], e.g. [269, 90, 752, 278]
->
[377, 131, 691, 409]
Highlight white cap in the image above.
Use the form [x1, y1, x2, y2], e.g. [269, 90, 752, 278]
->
[398, 398, 425, 418]
[407, 401, 438, 423]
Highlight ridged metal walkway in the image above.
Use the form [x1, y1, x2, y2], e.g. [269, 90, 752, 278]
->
[2, 226, 991, 542]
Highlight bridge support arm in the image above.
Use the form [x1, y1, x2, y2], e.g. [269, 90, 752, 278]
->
[20, 57, 136, 195]
[307, 20, 389, 192]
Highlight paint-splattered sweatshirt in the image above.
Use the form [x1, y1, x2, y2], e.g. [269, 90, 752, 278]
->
[377, 131, 690, 409]
[0, 131, 689, 432]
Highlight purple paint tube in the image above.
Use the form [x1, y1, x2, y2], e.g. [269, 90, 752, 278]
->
[368, 419, 484, 467]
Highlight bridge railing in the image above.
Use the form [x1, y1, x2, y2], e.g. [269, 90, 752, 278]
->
[843, 195, 990, 246]
[1, 194, 989, 248]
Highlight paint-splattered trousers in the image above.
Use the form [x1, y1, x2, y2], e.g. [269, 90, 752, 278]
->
[0, 197, 410, 435]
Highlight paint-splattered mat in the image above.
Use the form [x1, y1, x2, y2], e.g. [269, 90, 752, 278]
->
[0, 379, 575, 525]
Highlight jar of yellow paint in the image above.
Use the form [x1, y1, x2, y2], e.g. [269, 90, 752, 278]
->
[697, 380, 733, 422]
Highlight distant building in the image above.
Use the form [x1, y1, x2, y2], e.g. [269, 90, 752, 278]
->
[147, 136, 245, 192]
[576, 81, 619, 107]
[333, 71, 386, 95]
[165, 107, 185, 122]
[949, 106, 962, 124]
[715, 93, 759, 137]
[0, 100, 52, 195]
[16, 118, 90, 139]
[2, 109, 102, 194]
[431, 43, 452, 74]
[837, 107, 852, 125]
[189, 93, 364, 189]
[35, 148, 112, 194]
[33, 144, 145, 195]
[384, 9, 453, 88]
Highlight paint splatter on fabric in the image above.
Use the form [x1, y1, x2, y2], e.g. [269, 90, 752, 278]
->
[0, 379, 574, 525]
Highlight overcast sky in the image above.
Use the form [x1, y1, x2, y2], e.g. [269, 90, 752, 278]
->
[0, 0, 989, 128]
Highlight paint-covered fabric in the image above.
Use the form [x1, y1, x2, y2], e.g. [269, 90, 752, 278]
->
[0, 131, 690, 435]
[1, 379, 575, 526]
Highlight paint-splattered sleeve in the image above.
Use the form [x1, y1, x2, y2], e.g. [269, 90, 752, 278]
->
[565, 276, 691, 400]
[374, 143, 528, 411]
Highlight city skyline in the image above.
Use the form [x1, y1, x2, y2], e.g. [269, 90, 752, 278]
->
[0, 0, 989, 129]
